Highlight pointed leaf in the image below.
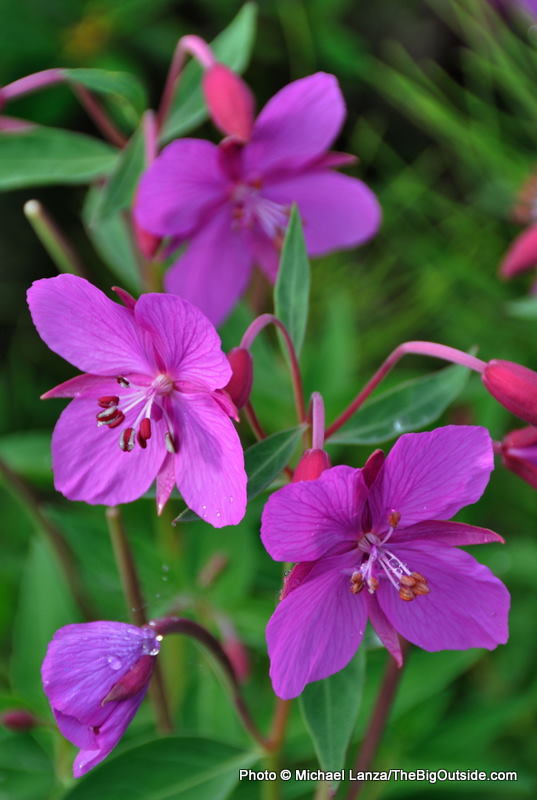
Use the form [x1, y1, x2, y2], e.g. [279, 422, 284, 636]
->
[92, 125, 145, 222]
[64, 68, 147, 123]
[274, 205, 311, 357]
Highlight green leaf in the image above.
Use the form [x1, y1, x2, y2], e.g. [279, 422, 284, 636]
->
[92, 125, 145, 222]
[274, 205, 311, 356]
[0, 430, 51, 485]
[10, 538, 80, 710]
[176, 426, 304, 522]
[0, 727, 54, 800]
[0, 127, 117, 189]
[63, 737, 258, 800]
[329, 364, 469, 445]
[64, 68, 147, 123]
[506, 296, 537, 321]
[161, 4, 257, 141]
[299, 648, 365, 787]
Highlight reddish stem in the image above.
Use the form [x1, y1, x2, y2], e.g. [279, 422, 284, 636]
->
[157, 35, 216, 131]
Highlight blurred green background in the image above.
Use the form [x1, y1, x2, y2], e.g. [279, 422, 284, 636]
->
[1, 0, 537, 798]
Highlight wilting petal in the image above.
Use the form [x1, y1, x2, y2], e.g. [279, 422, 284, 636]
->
[173, 393, 246, 527]
[51, 392, 166, 505]
[366, 596, 403, 666]
[267, 551, 368, 699]
[134, 139, 227, 238]
[134, 293, 231, 388]
[245, 73, 345, 174]
[368, 426, 494, 529]
[261, 466, 367, 562]
[164, 207, 254, 326]
[377, 543, 510, 652]
[394, 520, 504, 546]
[263, 170, 381, 255]
[27, 275, 152, 376]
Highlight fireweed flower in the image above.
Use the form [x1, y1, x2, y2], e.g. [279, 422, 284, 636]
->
[500, 426, 537, 488]
[42, 622, 161, 777]
[261, 426, 510, 699]
[135, 72, 381, 325]
[27, 274, 246, 526]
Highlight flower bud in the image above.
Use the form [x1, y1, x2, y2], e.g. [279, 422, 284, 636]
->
[202, 64, 254, 143]
[133, 223, 161, 260]
[500, 224, 537, 278]
[224, 347, 253, 409]
[482, 360, 537, 426]
[1, 709, 38, 731]
[100, 654, 155, 705]
[293, 448, 330, 482]
[500, 426, 537, 489]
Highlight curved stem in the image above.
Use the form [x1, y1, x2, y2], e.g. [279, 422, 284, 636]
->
[105, 507, 173, 734]
[243, 400, 294, 480]
[24, 200, 88, 278]
[326, 341, 486, 440]
[73, 85, 127, 148]
[157, 35, 215, 131]
[150, 616, 267, 749]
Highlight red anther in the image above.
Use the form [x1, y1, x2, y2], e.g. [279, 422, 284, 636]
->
[482, 360, 537, 426]
[1, 709, 38, 731]
[293, 448, 330, 482]
[137, 431, 147, 449]
[202, 63, 255, 142]
[98, 396, 120, 408]
[119, 427, 135, 451]
[107, 411, 125, 429]
[97, 406, 119, 422]
[101, 655, 155, 705]
[117, 377, 130, 387]
[224, 347, 253, 410]
[139, 417, 152, 441]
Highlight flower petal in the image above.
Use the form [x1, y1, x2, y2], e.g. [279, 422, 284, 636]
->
[500, 224, 537, 278]
[377, 544, 510, 652]
[134, 293, 231, 388]
[27, 275, 152, 376]
[369, 426, 494, 528]
[263, 170, 381, 255]
[164, 207, 254, 326]
[134, 139, 227, 238]
[245, 73, 345, 174]
[173, 393, 246, 527]
[266, 551, 368, 699]
[42, 373, 110, 399]
[251, 231, 279, 281]
[366, 597, 403, 666]
[393, 520, 504, 546]
[261, 466, 366, 562]
[51, 390, 166, 505]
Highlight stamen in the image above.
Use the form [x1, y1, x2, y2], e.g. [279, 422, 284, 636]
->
[117, 377, 130, 387]
[119, 427, 136, 452]
[96, 407, 119, 422]
[413, 581, 430, 596]
[98, 395, 120, 408]
[400, 574, 416, 588]
[139, 418, 152, 441]
[387, 510, 401, 528]
[165, 431, 177, 453]
[350, 571, 364, 594]
[367, 576, 379, 593]
[399, 586, 415, 601]
[97, 410, 125, 428]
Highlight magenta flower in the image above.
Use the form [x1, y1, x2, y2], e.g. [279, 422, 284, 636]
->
[27, 274, 246, 527]
[135, 72, 381, 325]
[501, 426, 537, 488]
[42, 622, 161, 777]
[261, 426, 510, 699]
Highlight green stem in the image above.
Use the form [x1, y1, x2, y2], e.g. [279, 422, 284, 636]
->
[23, 200, 87, 278]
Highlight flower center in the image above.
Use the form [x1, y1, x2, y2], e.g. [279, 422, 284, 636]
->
[230, 180, 290, 243]
[95, 374, 177, 454]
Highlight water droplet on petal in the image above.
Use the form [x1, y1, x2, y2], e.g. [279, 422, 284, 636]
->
[216, 511, 221, 518]
[228, 496, 234, 503]
[107, 656, 122, 670]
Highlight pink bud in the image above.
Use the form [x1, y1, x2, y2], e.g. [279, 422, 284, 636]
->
[482, 360, 537, 425]
[1, 709, 38, 731]
[362, 448, 385, 487]
[501, 426, 537, 489]
[100, 654, 155, 705]
[293, 448, 330, 482]
[224, 348, 253, 409]
[500, 224, 537, 278]
[202, 64, 254, 143]
[134, 224, 161, 260]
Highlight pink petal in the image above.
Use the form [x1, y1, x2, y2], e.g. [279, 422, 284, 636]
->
[27, 275, 152, 376]
[164, 207, 254, 326]
[42, 373, 110, 399]
[263, 170, 381, 256]
[366, 596, 403, 666]
[245, 73, 345, 175]
[251, 231, 279, 281]
[266, 551, 368, 699]
[173, 393, 246, 528]
[261, 466, 367, 562]
[368, 426, 494, 529]
[134, 139, 228, 238]
[394, 520, 504, 546]
[51, 390, 166, 505]
[500, 224, 537, 278]
[156, 453, 176, 515]
[202, 64, 255, 142]
[134, 293, 231, 389]
[377, 544, 510, 652]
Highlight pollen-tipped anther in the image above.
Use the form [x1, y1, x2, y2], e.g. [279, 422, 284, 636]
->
[119, 428, 136, 452]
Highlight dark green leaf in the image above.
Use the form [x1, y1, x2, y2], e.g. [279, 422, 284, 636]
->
[329, 364, 469, 445]
[64, 68, 147, 123]
[274, 205, 311, 356]
[92, 125, 145, 222]
[0, 431, 51, 485]
[0, 127, 117, 189]
[161, 4, 257, 141]
[63, 737, 258, 800]
[0, 728, 55, 800]
[299, 649, 365, 787]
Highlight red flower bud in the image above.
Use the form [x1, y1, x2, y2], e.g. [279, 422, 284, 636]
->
[1, 709, 38, 731]
[202, 64, 254, 143]
[501, 426, 537, 489]
[133, 224, 161, 260]
[482, 360, 537, 426]
[100, 654, 155, 706]
[362, 448, 385, 488]
[293, 448, 331, 482]
[224, 347, 253, 409]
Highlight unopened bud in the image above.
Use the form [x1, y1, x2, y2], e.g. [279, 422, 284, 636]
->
[101, 654, 156, 705]
[134, 223, 162, 260]
[501, 426, 537, 489]
[362, 448, 385, 488]
[482, 360, 537, 426]
[500, 224, 537, 278]
[224, 348, 253, 409]
[1, 709, 38, 731]
[202, 64, 254, 143]
[293, 448, 330, 482]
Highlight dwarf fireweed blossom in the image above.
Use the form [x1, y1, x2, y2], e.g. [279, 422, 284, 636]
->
[261, 426, 510, 699]
[135, 72, 381, 325]
[42, 621, 161, 776]
[27, 274, 246, 526]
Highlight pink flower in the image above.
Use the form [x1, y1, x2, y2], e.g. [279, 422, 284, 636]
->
[261, 426, 510, 699]
[500, 426, 537, 488]
[27, 274, 246, 527]
[42, 622, 160, 777]
[135, 72, 381, 325]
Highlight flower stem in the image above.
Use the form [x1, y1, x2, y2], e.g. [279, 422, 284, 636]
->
[73, 84, 127, 148]
[24, 200, 88, 278]
[310, 391, 325, 450]
[345, 641, 409, 800]
[326, 341, 486, 440]
[243, 400, 294, 481]
[157, 35, 215, 132]
[105, 507, 173, 734]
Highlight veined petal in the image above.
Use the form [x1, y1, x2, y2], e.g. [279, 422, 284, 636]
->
[27, 275, 152, 376]
[42, 373, 111, 399]
[394, 520, 504, 546]
[173, 393, 246, 528]
[366, 597, 403, 666]
[261, 466, 366, 562]
[377, 544, 510, 652]
[266, 550, 368, 699]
